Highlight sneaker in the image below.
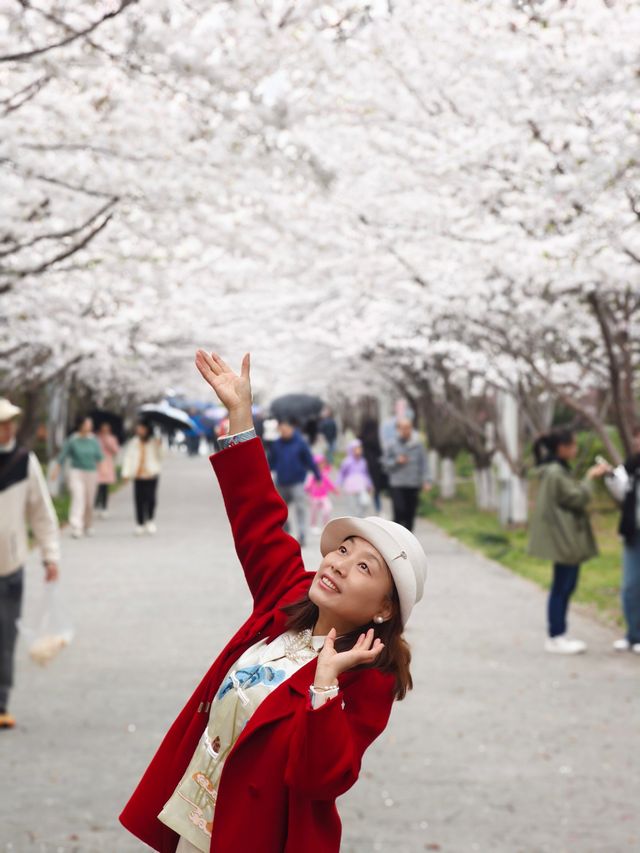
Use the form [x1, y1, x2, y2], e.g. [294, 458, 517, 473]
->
[71, 528, 82, 539]
[632, 644, 640, 655]
[135, 525, 145, 536]
[613, 638, 631, 651]
[0, 712, 16, 730]
[145, 521, 157, 535]
[545, 635, 587, 655]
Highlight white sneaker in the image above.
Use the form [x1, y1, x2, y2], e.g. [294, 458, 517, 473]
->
[71, 529, 82, 539]
[632, 644, 640, 655]
[145, 521, 157, 535]
[135, 525, 145, 536]
[613, 638, 631, 651]
[545, 635, 587, 655]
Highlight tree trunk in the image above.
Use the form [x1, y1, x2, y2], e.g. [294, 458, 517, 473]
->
[427, 449, 439, 484]
[440, 457, 456, 499]
[509, 475, 529, 525]
[16, 388, 42, 449]
[473, 466, 494, 510]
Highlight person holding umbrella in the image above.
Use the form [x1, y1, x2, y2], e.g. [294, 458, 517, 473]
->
[121, 421, 164, 535]
[120, 350, 428, 853]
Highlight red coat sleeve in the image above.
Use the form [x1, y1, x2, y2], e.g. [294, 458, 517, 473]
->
[285, 668, 395, 800]
[210, 437, 310, 613]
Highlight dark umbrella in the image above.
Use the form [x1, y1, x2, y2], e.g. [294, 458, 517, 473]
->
[138, 402, 197, 433]
[270, 394, 324, 423]
[90, 409, 125, 444]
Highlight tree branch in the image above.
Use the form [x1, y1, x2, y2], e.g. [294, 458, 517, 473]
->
[0, 0, 139, 63]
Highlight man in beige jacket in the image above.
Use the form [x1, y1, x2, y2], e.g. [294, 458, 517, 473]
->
[0, 398, 60, 729]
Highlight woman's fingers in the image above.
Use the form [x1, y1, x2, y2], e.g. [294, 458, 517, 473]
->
[199, 349, 223, 375]
[323, 628, 337, 651]
[210, 351, 233, 374]
[241, 352, 251, 379]
[195, 350, 220, 383]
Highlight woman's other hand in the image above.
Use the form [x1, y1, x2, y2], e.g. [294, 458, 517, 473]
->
[314, 628, 384, 687]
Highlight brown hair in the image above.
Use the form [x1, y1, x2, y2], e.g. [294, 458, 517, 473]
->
[281, 584, 413, 701]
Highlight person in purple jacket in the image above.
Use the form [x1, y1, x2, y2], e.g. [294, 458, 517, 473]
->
[338, 439, 373, 518]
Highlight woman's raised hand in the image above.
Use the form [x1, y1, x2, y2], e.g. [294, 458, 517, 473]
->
[314, 628, 384, 687]
[195, 350, 252, 413]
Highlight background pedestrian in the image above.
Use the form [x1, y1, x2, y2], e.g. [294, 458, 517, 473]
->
[338, 439, 373, 518]
[383, 418, 431, 531]
[52, 417, 103, 538]
[359, 418, 387, 512]
[305, 452, 338, 533]
[0, 398, 60, 729]
[95, 422, 120, 519]
[608, 425, 640, 654]
[529, 429, 609, 655]
[268, 418, 321, 547]
[318, 406, 338, 465]
[121, 421, 163, 535]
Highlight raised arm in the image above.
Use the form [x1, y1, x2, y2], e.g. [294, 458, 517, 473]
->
[211, 438, 309, 611]
[195, 349, 309, 611]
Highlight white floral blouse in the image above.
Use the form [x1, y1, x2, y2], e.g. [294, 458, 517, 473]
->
[158, 629, 334, 853]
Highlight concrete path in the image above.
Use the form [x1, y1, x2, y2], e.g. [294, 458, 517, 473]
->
[1, 450, 638, 853]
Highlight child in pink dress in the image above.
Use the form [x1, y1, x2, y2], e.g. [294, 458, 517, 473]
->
[305, 453, 337, 534]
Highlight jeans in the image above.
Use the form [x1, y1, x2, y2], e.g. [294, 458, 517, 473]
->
[0, 567, 24, 712]
[390, 486, 421, 531]
[134, 477, 158, 525]
[278, 483, 307, 544]
[622, 533, 640, 644]
[548, 563, 580, 637]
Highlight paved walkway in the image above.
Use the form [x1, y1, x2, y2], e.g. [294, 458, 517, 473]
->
[1, 450, 639, 853]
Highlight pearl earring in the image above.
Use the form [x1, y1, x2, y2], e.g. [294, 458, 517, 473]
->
[374, 615, 384, 624]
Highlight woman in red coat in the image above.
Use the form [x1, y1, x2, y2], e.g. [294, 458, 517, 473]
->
[120, 350, 428, 853]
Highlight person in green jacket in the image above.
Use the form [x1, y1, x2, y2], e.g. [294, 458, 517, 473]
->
[528, 429, 609, 655]
[51, 417, 103, 538]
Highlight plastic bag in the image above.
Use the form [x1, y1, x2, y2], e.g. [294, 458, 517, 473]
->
[603, 465, 629, 504]
[17, 581, 74, 666]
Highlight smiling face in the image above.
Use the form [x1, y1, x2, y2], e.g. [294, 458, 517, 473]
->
[308, 536, 395, 635]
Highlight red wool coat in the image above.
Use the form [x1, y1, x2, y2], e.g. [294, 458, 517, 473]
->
[120, 437, 395, 853]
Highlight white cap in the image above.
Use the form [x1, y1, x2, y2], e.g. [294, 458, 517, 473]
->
[0, 398, 22, 423]
[320, 516, 427, 626]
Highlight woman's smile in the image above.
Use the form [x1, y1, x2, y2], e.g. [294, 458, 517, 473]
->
[319, 574, 341, 593]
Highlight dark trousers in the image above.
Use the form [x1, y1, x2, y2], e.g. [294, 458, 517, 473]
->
[390, 486, 421, 531]
[134, 477, 158, 525]
[548, 563, 580, 637]
[0, 568, 24, 713]
[95, 483, 109, 510]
